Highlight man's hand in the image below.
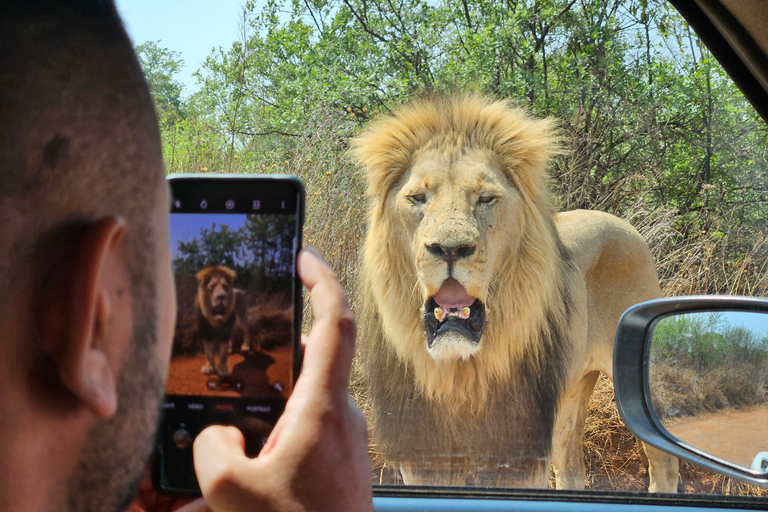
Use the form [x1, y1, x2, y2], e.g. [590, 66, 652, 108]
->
[193, 248, 373, 512]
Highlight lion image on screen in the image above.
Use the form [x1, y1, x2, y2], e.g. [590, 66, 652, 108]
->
[352, 95, 679, 491]
[195, 265, 253, 376]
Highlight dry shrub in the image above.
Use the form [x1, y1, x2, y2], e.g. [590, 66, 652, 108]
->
[650, 362, 767, 419]
[678, 461, 768, 496]
[248, 292, 293, 350]
[275, 108, 367, 317]
[626, 202, 768, 298]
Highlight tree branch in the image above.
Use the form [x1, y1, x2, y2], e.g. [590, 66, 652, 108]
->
[461, 0, 472, 29]
[342, 0, 390, 43]
[238, 129, 302, 137]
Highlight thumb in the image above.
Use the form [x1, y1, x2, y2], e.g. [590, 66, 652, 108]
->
[193, 426, 252, 505]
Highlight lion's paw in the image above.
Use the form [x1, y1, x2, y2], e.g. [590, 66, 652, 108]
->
[216, 364, 232, 376]
[240, 343, 251, 352]
[201, 362, 216, 375]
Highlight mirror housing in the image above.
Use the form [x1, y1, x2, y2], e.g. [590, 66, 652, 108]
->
[614, 296, 768, 488]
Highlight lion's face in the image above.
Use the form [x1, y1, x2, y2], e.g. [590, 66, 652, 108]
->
[206, 275, 232, 318]
[394, 147, 523, 361]
[355, 96, 561, 403]
[197, 266, 236, 327]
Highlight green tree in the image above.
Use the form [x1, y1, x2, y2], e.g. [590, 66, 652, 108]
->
[154, 0, 767, 281]
[135, 41, 186, 126]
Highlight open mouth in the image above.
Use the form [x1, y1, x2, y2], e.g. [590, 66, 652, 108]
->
[212, 304, 226, 318]
[423, 277, 486, 348]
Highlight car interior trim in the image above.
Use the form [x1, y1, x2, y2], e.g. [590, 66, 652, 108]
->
[669, 0, 768, 124]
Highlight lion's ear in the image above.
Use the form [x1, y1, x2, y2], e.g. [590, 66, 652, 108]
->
[221, 266, 236, 283]
[37, 216, 129, 419]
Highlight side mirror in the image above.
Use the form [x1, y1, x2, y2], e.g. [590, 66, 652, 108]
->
[614, 296, 768, 487]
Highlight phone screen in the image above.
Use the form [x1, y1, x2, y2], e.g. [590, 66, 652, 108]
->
[154, 175, 303, 495]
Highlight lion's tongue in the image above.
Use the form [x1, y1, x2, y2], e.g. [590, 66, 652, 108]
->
[433, 278, 475, 309]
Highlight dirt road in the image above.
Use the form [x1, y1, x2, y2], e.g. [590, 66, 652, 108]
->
[166, 346, 294, 399]
[665, 405, 768, 468]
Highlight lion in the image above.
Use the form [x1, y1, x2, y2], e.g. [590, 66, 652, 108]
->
[351, 95, 679, 491]
[195, 265, 252, 376]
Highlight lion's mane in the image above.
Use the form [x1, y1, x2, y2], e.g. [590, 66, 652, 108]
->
[353, 95, 571, 408]
[196, 265, 237, 329]
[352, 95, 575, 484]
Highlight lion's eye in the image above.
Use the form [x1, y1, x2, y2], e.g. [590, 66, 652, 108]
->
[478, 195, 496, 204]
[408, 192, 427, 204]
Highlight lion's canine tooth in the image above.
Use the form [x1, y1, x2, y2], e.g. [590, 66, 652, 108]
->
[461, 307, 471, 317]
[434, 307, 444, 319]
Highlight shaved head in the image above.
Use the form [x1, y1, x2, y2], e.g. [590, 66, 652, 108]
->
[0, 2, 171, 511]
[0, 0, 162, 308]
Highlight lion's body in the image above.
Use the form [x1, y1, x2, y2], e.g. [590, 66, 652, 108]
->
[551, 210, 678, 490]
[353, 95, 678, 490]
[195, 265, 252, 376]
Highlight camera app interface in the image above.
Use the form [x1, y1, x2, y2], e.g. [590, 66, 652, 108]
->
[167, 212, 297, 400]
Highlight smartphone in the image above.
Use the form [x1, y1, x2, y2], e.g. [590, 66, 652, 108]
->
[153, 174, 305, 495]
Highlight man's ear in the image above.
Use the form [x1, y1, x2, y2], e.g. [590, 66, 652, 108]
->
[37, 216, 128, 419]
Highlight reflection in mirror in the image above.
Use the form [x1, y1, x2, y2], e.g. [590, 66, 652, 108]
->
[649, 311, 768, 470]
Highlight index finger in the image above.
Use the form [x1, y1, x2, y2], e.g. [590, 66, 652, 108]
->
[296, 248, 356, 391]
[298, 247, 350, 314]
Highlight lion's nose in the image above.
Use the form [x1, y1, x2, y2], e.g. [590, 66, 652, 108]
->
[426, 243, 476, 262]
[215, 293, 227, 301]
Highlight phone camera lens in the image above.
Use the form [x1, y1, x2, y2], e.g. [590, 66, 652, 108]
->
[225, 199, 235, 210]
[200, 199, 208, 209]
[173, 428, 193, 449]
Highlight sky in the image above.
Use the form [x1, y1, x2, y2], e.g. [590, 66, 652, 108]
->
[115, 0, 247, 94]
[169, 213, 248, 260]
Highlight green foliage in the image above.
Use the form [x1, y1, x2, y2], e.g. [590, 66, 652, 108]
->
[172, 215, 296, 294]
[173, 224, 244, 277]
[135, 41, 186, 126]
[136, 0, 767, 287]
[652, 312, 768, 370]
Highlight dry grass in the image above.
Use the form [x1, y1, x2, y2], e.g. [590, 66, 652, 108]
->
[280, 109, 768, 495]
[626, 202, 768, 298]
[269, 109, 367, 322]
[582, 375, 648, 491]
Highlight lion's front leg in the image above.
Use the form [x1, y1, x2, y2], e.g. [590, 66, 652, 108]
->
[201, 340, 216, 375]
[641, 440, 679, 492]
[239, 321, 251, 352]
[236, 293, 251, 352]
[399, 462, 469, 486]
[216, 341, 231, 376]
[552, 371, 600, 489]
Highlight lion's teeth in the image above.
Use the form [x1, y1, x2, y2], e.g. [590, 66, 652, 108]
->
[434, 307, 444, 319]
[461, 307, 471, 317]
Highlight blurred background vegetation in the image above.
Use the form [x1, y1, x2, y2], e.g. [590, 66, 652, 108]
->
[136, 0, 768, 493]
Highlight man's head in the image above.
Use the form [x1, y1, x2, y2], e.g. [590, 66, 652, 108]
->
[0, 2, 175, 511]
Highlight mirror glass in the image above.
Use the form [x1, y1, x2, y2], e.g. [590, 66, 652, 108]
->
[649, 311, 768, 471]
